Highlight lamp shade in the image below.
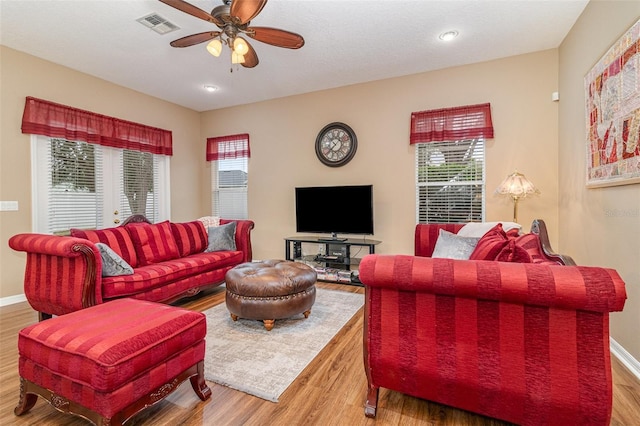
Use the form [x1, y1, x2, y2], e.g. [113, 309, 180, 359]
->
[206, 39, 223, 57]
[233, 37, 249, 55]
[495, 171, 539, 199]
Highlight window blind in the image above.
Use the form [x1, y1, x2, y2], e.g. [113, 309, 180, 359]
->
[416, 140, 485, 223]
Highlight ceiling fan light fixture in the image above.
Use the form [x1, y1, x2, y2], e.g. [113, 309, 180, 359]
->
[233, 37, 249, 55]
[231, 51, 245, 64]
[206, 39, 223, 57]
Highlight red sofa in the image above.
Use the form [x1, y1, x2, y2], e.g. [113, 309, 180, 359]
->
[9, 216, 254, 320]
[359, 220, 626, 425]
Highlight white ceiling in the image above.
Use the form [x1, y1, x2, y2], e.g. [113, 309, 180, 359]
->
[0, 0, 588, 112]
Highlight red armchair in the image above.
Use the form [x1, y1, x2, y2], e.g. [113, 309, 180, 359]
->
[359, 220, 626, 425]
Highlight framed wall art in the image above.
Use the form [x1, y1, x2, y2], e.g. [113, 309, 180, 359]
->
[585, 18, 640, 188]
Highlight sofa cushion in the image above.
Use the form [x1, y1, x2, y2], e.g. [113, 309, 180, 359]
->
[431, 229, 480, 260]
[71, 226, 138, 268]
[171, 221, 208, 257]
[469, 223, 510, 261]
[101, 250, 244, 298]
[96, 243, 134, 277]
[126, 221, 180, 266]
[205, 222, 237, 252]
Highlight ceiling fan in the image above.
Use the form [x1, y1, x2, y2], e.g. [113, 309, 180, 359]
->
[159, 0, 305, 69]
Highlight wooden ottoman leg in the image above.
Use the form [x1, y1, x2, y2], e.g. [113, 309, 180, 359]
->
[303, 309, 311, 318]
[263, 319, 275, 331]
[189, 361, 212, 401]
[230, 313, 238, 321]
[14, 377, 38, 416]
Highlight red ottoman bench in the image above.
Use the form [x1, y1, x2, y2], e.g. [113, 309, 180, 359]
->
[14, 298, 211, 425]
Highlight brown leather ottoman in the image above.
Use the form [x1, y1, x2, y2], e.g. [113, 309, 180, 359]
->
[224, 259, 317, 331]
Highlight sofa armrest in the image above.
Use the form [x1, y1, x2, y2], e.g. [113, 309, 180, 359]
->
[8, 233, 104, 319]
[359, 254, 626, 313]
[220, 219, 255, 263]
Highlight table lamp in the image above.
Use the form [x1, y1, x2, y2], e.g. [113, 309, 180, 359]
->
[495, 171, 540, 223]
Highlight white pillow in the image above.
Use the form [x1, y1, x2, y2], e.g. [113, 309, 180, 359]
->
[431, 229, 480, 260]
[456, 221, 522, 237]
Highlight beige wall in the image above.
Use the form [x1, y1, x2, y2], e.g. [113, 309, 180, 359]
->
[0, 46, 203, 300]
[559, 1, 640, 360]
[201, 50, 560, 262]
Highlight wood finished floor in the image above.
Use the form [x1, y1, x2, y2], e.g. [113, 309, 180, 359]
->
[1, 282, 639, 426]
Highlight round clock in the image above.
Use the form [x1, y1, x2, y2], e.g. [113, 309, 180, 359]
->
[315, 122, 358, 167]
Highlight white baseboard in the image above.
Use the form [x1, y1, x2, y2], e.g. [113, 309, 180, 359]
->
[611, 337, 640, 381]
[0, 293, 27, 307]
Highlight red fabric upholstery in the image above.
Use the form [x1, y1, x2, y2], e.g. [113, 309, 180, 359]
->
[17, 299, 205, 419]
[126, 220, 180, 266]
[469, 223, 510, 260]
[9, 218, 255, 318]
[102, 251, 243, 298]
[360, 248, 627, 425]
[71, 226, 138, 267]
[415, 223, 465, 257]
[8, 233, 103, 317]
[170, 221, 208, 257]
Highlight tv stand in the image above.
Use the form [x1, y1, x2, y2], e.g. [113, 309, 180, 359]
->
[284, 236, 381, 285]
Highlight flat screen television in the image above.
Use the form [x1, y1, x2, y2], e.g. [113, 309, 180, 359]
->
[295, 185, 374, 239]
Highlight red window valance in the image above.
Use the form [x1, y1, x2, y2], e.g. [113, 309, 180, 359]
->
[206, 133, 250, 161]
[410, 102, 494, 144]
[21, 96, 173, 156]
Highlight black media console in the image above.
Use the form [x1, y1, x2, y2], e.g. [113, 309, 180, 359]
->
[284, 236, 381, 285]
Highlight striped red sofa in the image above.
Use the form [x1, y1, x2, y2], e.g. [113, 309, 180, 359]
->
[359, 220, 627, 425]
[9, 216, 254, 321]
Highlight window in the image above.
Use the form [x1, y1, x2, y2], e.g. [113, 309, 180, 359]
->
[207, 134, 250, 219]
[416, 140, 485, 223]
[411, 103, 493, 224]
[32, 136, 169, 234]
[22, 97, 172, 233]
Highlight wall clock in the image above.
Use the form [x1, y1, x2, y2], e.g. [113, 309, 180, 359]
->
[315, 122, 358, 167]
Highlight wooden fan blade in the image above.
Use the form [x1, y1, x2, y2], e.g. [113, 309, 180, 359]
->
[170, 31, 220, 47]
[248, 27, 305, 49]
[230, 0, 268, 25]
[241, 39, 259, 68]
[159, 0, 222, 26]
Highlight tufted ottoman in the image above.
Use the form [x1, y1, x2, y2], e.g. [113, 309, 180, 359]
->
[225, 260, 317, 331]
[14, 298, 211, 426]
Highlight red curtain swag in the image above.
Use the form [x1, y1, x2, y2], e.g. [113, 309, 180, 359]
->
[206, 134, 251, 161]
[410, 102, 494, 144]
[21, 96, 173, 156]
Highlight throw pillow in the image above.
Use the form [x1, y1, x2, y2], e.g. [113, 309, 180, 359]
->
[198, 216, 221, 229]
[431, 229, 480, 260]
[126, 220, 180, 266]
[96, 243, 134, 277]
[495, 238, 532, 263]
[171, 221, 208, 257]
[71, 227, 138, 268]
[457, 221, 522, 237]
[205, 222, 237, 252]
[469, 223, 510, 261]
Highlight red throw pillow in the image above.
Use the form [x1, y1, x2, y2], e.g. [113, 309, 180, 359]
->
[469, 223, 510, 261]
[70, 226, 138, 268]
[170, 221, 208, 257]
[126, 220, 180, 266]
[495, 238, 533, 263]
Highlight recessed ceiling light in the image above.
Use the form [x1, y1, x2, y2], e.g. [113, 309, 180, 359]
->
[204, 85, 218, 92]
[439, 31, 459, 41]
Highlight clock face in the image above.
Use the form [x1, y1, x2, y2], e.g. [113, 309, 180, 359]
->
[315, 122, 357, 167]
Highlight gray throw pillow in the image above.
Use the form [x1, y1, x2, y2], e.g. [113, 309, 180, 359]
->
[96, 242, 134, 277]
[431, 229, 480, 260]
[205, 222, 237, 252]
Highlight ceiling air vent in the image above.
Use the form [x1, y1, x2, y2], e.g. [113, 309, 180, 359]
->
[136, 13, 180, 35]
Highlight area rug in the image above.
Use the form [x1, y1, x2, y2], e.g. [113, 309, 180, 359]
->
[203, 287, 364, 402]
